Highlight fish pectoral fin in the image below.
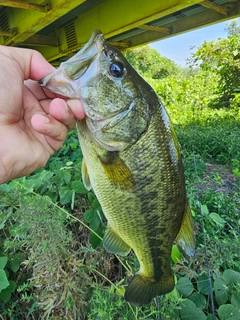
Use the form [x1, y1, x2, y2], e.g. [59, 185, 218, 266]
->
[103, 227, 131, 256]
[124, 273, 175, 306]
[98, 151, 134, 190]
[81, 158, 92, 191]
[175, 202, 195, 261]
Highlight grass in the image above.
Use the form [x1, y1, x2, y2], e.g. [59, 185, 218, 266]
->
[0, 83, 240, 319]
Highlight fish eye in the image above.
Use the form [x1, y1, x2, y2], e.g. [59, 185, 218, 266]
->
[109, 62, 124, 78]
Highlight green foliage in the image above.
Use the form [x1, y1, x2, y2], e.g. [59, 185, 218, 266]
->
[152, 70, 220, 122]
[124, 45, 180, 79]
[1, 22, 240, 319]
[225, 19, 240, 36]
[191, 31, 240, 108]
[175, 112, 240, 166]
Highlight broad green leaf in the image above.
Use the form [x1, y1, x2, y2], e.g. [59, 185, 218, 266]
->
[59, 186, 73, 205]
[231, 292, 240, 308]
[209, 212, 226, 226]
[89, 215, 101, 230]
[10, 253, 25, 273]
[218, 304, 240, 320]
[0, 184, 8, 192]
[166, 275, 179, 298]
[8, 180, 19, 191]
[0, 257, 7, 270]
[89, 231, 103, 249]
[0, 281, 16, 303]
[201, 204, 209, 216]
[176, 277, 194, 297]
[180, 299, 207, 320]
[39, 169, 54, 180]
[84, 208, 102, 230]
[223, 269, 240, 285]
[166, 286, 179, 299]
[92, 198, 101, 210]
[51, 170, 66, 184]
[188, 292, 206, 310]
[87, 192, 95, 203]
[84, 209, 95, 223]
[71, 181, 88, 194]
[62, 171, 71, 184]
[0, 270, 9, 292]
[198, 274, 211, 295]
[52, 169, 71, 184]
[207, 314, 219, 320]
[171, 244, 182, 263]
[214, 277, 228, 306]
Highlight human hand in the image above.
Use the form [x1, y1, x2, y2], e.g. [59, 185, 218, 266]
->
[0, 46, 85, 184]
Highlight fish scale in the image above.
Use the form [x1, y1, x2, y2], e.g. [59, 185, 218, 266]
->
[40, 29, 195, 306]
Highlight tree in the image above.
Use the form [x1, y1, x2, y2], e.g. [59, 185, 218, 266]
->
[225, 19, 240, 36]
[191, 21, 240, 108]
[124, 45, 179, 80]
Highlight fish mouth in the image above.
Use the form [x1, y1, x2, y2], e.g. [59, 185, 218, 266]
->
[39, 30, 105, 99]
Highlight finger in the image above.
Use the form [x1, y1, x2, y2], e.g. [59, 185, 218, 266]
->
[8, 46, 55, 80]
[66, 99, 85, 120]
[24, 79, 56, 101]
[48, 98, 77, 130]
[31, 114, 68, 150]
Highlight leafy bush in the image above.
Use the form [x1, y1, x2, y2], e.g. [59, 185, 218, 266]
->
[191, 23, 240, 108]
[1, 23, 240, 319]
[124, 45, 180, 79]
[176, 115, 240, 166]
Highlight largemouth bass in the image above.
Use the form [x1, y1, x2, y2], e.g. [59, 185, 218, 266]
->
[40, 30, 195, 306]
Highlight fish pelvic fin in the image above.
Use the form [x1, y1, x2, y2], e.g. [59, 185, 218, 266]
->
[103, 227, 131, 256]
[124, 273, 175, 306]
[175, 201, 196, 261]
[81, 158, 92, 191]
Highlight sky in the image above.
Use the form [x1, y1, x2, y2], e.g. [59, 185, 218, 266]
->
[150, 20, 231, 66]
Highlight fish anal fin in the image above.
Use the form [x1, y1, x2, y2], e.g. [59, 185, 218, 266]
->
[98, 151, 134, 190]
[103, 227, 131, 256]
[81, 158, 92, 191]
[124, 273, 175, 306]
[175, 201, 196, 261]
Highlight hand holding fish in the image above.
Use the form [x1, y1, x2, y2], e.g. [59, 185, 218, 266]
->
[0, 46, 84, 184]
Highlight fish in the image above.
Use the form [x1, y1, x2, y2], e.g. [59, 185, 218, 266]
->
[40, 30, 195, 306]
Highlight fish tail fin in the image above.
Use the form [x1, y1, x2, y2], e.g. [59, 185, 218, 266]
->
[124, 273, 175, 306]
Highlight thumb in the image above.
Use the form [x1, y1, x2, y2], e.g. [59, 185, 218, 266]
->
[9, 46, 55, 80]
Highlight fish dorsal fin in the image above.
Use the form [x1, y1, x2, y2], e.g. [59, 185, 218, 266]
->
[81, 158, 92, 191]
[103, 226, 131, 256]
[175, 202, 195, 261]
[98, 151, 134, 190]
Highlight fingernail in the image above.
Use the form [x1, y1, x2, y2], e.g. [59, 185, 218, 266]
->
[42, 115, 50, 124]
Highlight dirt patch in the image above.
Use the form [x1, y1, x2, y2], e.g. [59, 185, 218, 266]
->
[196, 163, 239, 194]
